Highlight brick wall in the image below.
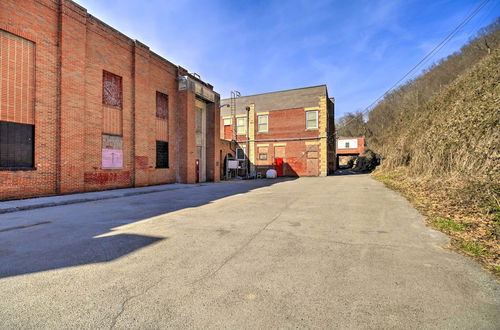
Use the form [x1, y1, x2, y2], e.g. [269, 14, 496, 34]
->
[0, 0, 220, 200]
[219, 96, 335, 177]
[0, 0, 59, 199]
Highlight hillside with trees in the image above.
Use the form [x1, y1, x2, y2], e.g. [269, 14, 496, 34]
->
[336, 19, 500, 274]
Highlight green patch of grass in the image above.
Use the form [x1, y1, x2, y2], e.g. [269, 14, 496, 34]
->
[431, 217, 465, 233]
[459, 241, 489, 256]
[372, 173, 401, 192]
[373, 173, 394, 183]
[492, 265, 500, 276]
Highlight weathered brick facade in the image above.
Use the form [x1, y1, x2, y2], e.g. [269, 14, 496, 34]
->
[0, 0, 220, 200]
[220, 86, 335, 177]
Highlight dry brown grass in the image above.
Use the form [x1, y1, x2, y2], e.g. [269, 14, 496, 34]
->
[372, 49, 500, 277]
[374, 171, 499, 276]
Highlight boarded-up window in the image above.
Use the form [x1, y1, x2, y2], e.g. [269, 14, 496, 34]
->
[223, 125, 232, 140]
[196, 107, 203, 134]
[156, 141, 168, 168]
[102, 134, 123, 169]
[103, 71, 122, 108]
[0, 121, 34, 168]
[156, 92, 168, 119]
[307, 158, 319, 176]
[275, 146, 285, 158]
[0, 30, 35, 124]
[223, 118, 232, 140]
[307, 151, 319, 159]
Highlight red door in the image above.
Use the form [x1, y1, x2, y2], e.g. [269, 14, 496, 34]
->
[275, 158, 284, 177]
[224, 126, 232, 140]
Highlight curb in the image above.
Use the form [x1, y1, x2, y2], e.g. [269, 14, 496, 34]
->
[0, 185, 199, 215]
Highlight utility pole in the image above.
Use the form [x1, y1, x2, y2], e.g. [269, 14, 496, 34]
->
[246, 106, 250, 179]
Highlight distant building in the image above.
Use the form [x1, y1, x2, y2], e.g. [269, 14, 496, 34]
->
[336, 137, 365, 155]
[220, 85, 336, 177]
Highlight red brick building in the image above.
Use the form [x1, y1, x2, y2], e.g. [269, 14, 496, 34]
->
[0, 0, 220, 200]
[220, 86, 335, 177]
[336, 137, 365, 155]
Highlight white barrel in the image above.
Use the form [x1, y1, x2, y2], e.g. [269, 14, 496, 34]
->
[266, 169, 277, 179]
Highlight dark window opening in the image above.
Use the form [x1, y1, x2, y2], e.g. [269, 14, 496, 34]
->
[156, 91, 168, 119]
[345, 142, 350, 148]
[236, 148, 245, 160]
[103, 71, 123, 108]
[156, 141, 169, 168]
[0, 121, 34, 169]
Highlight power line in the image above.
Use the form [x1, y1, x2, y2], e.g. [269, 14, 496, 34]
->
[467, 0, 499, 39]
[336, 0, 491, 133]
[398, 0, 495, 84]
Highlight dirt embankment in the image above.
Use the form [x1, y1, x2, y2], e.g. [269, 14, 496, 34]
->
[373, 49, 500, 276]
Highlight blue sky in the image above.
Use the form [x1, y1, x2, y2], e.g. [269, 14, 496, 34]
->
[75, 0, 499, 118]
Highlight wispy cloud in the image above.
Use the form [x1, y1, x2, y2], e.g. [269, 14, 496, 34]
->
[75, 0, 498, 117]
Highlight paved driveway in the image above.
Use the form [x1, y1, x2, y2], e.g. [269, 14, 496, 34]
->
[0, 176, 498, 329]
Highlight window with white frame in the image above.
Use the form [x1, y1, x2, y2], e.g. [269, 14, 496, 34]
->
[236, 117, 247, 135]
[223, 118, 231, 126]
[258, 115, 268, 132]
[306, 110, 318, 129]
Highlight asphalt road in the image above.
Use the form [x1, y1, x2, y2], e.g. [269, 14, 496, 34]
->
[0, 175, 498, 329]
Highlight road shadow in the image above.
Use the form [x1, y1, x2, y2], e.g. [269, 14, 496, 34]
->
[0, 234, 164, 278]
[333, 169, 371, 176]
[0, 178, 294, 279]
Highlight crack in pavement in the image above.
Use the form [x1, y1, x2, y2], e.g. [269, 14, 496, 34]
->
[0, 221, 52, 232]
[189, 211, 284, 286]
[108, 196, 294, 328]
[189, 197, 296, 286]
[109, 275, 167, 329]
[264, 228, 425, 250]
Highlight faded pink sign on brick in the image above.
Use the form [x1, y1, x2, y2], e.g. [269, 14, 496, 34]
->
[102, 149, 123, 169]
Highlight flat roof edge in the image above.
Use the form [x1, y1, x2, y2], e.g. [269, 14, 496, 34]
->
[221, 84, 327, 101]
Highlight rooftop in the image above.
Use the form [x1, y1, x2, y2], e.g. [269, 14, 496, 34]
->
[221, 85, 329, 116]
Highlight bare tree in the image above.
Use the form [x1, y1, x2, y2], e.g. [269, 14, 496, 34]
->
[336, 112, 366, 137]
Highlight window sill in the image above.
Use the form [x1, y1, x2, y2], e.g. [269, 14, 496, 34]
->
[0, 167, 36, 171]
[103, 104, 123, 110]
[155, 167, 169, 169]
[305, 128, 319, 131]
